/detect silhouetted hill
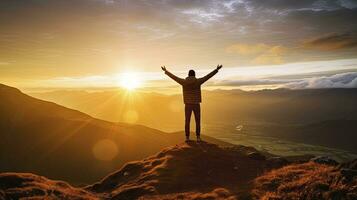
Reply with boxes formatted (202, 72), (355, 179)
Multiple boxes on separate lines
(1, 142), (355, 199)
(86, 142), (277, 199)
(0, 142), (283, 199)
(0, 84), (229, 184)
(0, 173), (98, 200)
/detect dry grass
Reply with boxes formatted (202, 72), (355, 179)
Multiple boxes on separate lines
(0, 173), (98, 200)
(87, 141), (272, 199)
(138, 188), (237, 200)
(252, 162), (357, 200)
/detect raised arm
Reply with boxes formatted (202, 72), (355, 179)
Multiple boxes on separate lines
(198, 64), (222, 84)
(161, 66), (184, 85)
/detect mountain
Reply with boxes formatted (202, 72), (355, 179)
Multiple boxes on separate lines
(0, 84), (229, 184)
(85, 142), (277, 199)
(30, 88), (357, 131)
(0, 142), (283, 200)
(1, 142), (356, 200)
(30, 88), (357, 153)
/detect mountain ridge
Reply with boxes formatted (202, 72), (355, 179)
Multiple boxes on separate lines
(0, 83), (229, 184)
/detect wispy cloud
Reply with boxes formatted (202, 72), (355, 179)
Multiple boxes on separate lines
(285, 72), (357, 89)
(303, 32), (357, 51)
(1, 0), (357, 83)
(0, 62), (10, 65)
(226, 43), (288, 64)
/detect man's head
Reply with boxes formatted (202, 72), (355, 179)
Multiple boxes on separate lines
(188, 69), (195, 77)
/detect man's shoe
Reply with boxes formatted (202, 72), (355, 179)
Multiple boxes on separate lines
(197, 136), (202, 142)
(185, 136), (190, 142)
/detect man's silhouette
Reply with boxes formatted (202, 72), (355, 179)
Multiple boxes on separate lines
(161, 65), (222, 142)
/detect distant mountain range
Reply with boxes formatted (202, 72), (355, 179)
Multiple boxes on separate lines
(31, 88), (357, 129)
(0, 84), (228, 184)
(30, 88), (357, 152)
(1, 83), (357, 199)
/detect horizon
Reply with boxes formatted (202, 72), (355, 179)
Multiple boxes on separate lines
(4, 58), (357, 92)
(1, 1), (357, 198)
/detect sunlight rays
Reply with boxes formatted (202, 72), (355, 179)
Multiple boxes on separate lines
(117, 72), (142, 91)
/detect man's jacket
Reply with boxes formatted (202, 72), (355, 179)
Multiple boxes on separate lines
(165, 69), (218, 104)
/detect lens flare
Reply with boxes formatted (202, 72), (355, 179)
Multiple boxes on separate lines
(92, 139), (119, 161)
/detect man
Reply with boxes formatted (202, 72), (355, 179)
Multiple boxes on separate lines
(161, 65), (222, 142)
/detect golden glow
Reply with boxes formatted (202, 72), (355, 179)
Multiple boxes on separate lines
(92, 139), (119, 161)
(169, 100), (181, 112)
(117, 72), (142, 90)
(123, 110), (139, 124)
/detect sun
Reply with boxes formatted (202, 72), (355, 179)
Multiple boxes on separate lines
(118, 72), (142, 90)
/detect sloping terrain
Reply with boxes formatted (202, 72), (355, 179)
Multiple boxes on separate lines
(86, 142), (284, 199)
(30, 88), (357, 128)
(0, 173), (98, 200)
(0, 83), (228, 184)
(30, 88), (357, 153)
(253, 160), (357, 200)
(1, 142), (356, 200)
(0, 142), (284, 200)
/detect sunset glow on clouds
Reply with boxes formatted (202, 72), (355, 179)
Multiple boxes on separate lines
(0, 0), (356, 90)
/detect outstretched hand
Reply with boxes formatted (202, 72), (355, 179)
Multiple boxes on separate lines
(161, 66), (167, 72)
(216, 64), (223, 70)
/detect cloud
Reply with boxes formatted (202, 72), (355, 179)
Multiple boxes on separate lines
(226, 43), (288, 64)
(226, 43), (270, 55)
(303, 32), (357, 50)
(1, 0), (357, 76)
(214, 72), (357, 89)
(247, 0), (357, 11)
(252, 46), (287, 65)
(0, 62), (10, 65)
(214, 79), (291, 86)
(285, 72), (357, 89)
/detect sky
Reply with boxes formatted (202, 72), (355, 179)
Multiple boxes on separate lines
(1, 0), (357, 91)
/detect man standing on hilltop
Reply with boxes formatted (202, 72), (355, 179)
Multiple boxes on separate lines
(161, 65), (222, 142)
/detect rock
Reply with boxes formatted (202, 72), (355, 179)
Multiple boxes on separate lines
(310, 156), (339, 166)
(341, 168), (357, 180)
(247, 152), (266, 161)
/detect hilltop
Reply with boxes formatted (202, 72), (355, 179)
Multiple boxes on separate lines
(0, 142), (280, 199)
(1, 142), (356, 199)
(86, 141), (281, 199)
